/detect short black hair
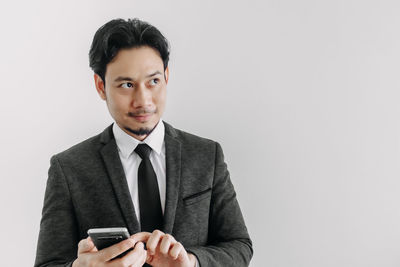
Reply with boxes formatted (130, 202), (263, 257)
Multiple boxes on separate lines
(89, 18), (170, 82)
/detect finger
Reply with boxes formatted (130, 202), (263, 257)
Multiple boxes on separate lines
(169, 242), (184, 260)
(159, 234), (176, 255)
(130, 231), (151, 243)
(146, 230), (164, 255)
(132, 242), (147, 267)
(134, 242), (147, 258)
(113, 242), (147, 267)
(98, 238), (135, 261)
(77, 237), (96, 254)
(146, 252), (153, 264)
(87, 237), (98, 252)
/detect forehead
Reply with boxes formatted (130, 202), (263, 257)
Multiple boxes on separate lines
(105, 46), (164, 79)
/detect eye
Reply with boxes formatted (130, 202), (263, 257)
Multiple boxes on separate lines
(121, 82), (133, 89)
(149, 78), (159, 86)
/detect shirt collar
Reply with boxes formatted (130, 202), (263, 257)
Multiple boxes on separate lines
(112, 119), (165, 158)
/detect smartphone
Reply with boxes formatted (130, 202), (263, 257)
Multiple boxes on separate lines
(87, 227), (131, 257)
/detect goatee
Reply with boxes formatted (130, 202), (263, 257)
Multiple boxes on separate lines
(124, 126), (154, 136)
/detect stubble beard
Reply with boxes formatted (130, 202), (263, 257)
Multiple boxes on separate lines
(124, 108), (158, 136)
(124, 126), (154, 136)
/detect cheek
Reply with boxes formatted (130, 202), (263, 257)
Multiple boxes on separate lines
(155, 88), (167, 110)
(107, 93), (129, 115)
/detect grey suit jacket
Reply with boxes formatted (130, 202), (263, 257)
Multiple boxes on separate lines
(35, 122), (253, 267)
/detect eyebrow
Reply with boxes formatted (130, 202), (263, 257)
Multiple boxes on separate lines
(113, 71), (163, 82)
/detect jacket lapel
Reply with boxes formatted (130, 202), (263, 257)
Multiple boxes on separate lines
(99, 125), (140, 235)
(162, 122), (182, 234)
(98, 122), (181, 235)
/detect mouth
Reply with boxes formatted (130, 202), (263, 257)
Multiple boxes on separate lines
(130, 113), (154, 123)
(127, 108), (157, 123)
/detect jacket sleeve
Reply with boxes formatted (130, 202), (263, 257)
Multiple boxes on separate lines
(34, 155), (78, 267)
(186, 142), (253, 266)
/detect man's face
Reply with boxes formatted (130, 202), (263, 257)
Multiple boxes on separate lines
(95, 46), (168, 140)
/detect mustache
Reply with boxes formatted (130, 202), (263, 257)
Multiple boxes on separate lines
(127, 108), (157, 117)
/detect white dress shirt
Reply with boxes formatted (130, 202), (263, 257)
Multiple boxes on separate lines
(113, 119), (166, 228)
(113, 120), (199, 266)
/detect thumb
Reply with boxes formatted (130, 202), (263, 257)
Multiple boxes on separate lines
(78, 237), (97, 254)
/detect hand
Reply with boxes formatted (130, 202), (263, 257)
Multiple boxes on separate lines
(72, 236), (147, 267)
(131, 230), (196, 267)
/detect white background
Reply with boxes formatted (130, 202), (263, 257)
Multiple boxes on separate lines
(1, 0), (399, 266)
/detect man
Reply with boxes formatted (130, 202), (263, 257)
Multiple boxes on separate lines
(35, 18), (253, 267)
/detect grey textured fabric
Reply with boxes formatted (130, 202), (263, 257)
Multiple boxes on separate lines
(34, 122), (253, 267)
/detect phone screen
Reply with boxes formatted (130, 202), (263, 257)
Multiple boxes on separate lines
(87, 227), (131, 257)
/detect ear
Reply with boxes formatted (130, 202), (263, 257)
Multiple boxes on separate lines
(164, 67), (169, 85)
(94, 74), (106, 100)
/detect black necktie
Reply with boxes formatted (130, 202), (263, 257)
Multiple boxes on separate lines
(135, 144), (163, 232)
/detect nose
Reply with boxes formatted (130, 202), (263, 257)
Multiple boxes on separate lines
(132, 84), (152, 109)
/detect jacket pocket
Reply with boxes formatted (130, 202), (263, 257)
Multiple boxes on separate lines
(183, 187), (212, 206)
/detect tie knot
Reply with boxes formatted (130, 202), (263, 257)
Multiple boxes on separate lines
(135, 144), (152, 159)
